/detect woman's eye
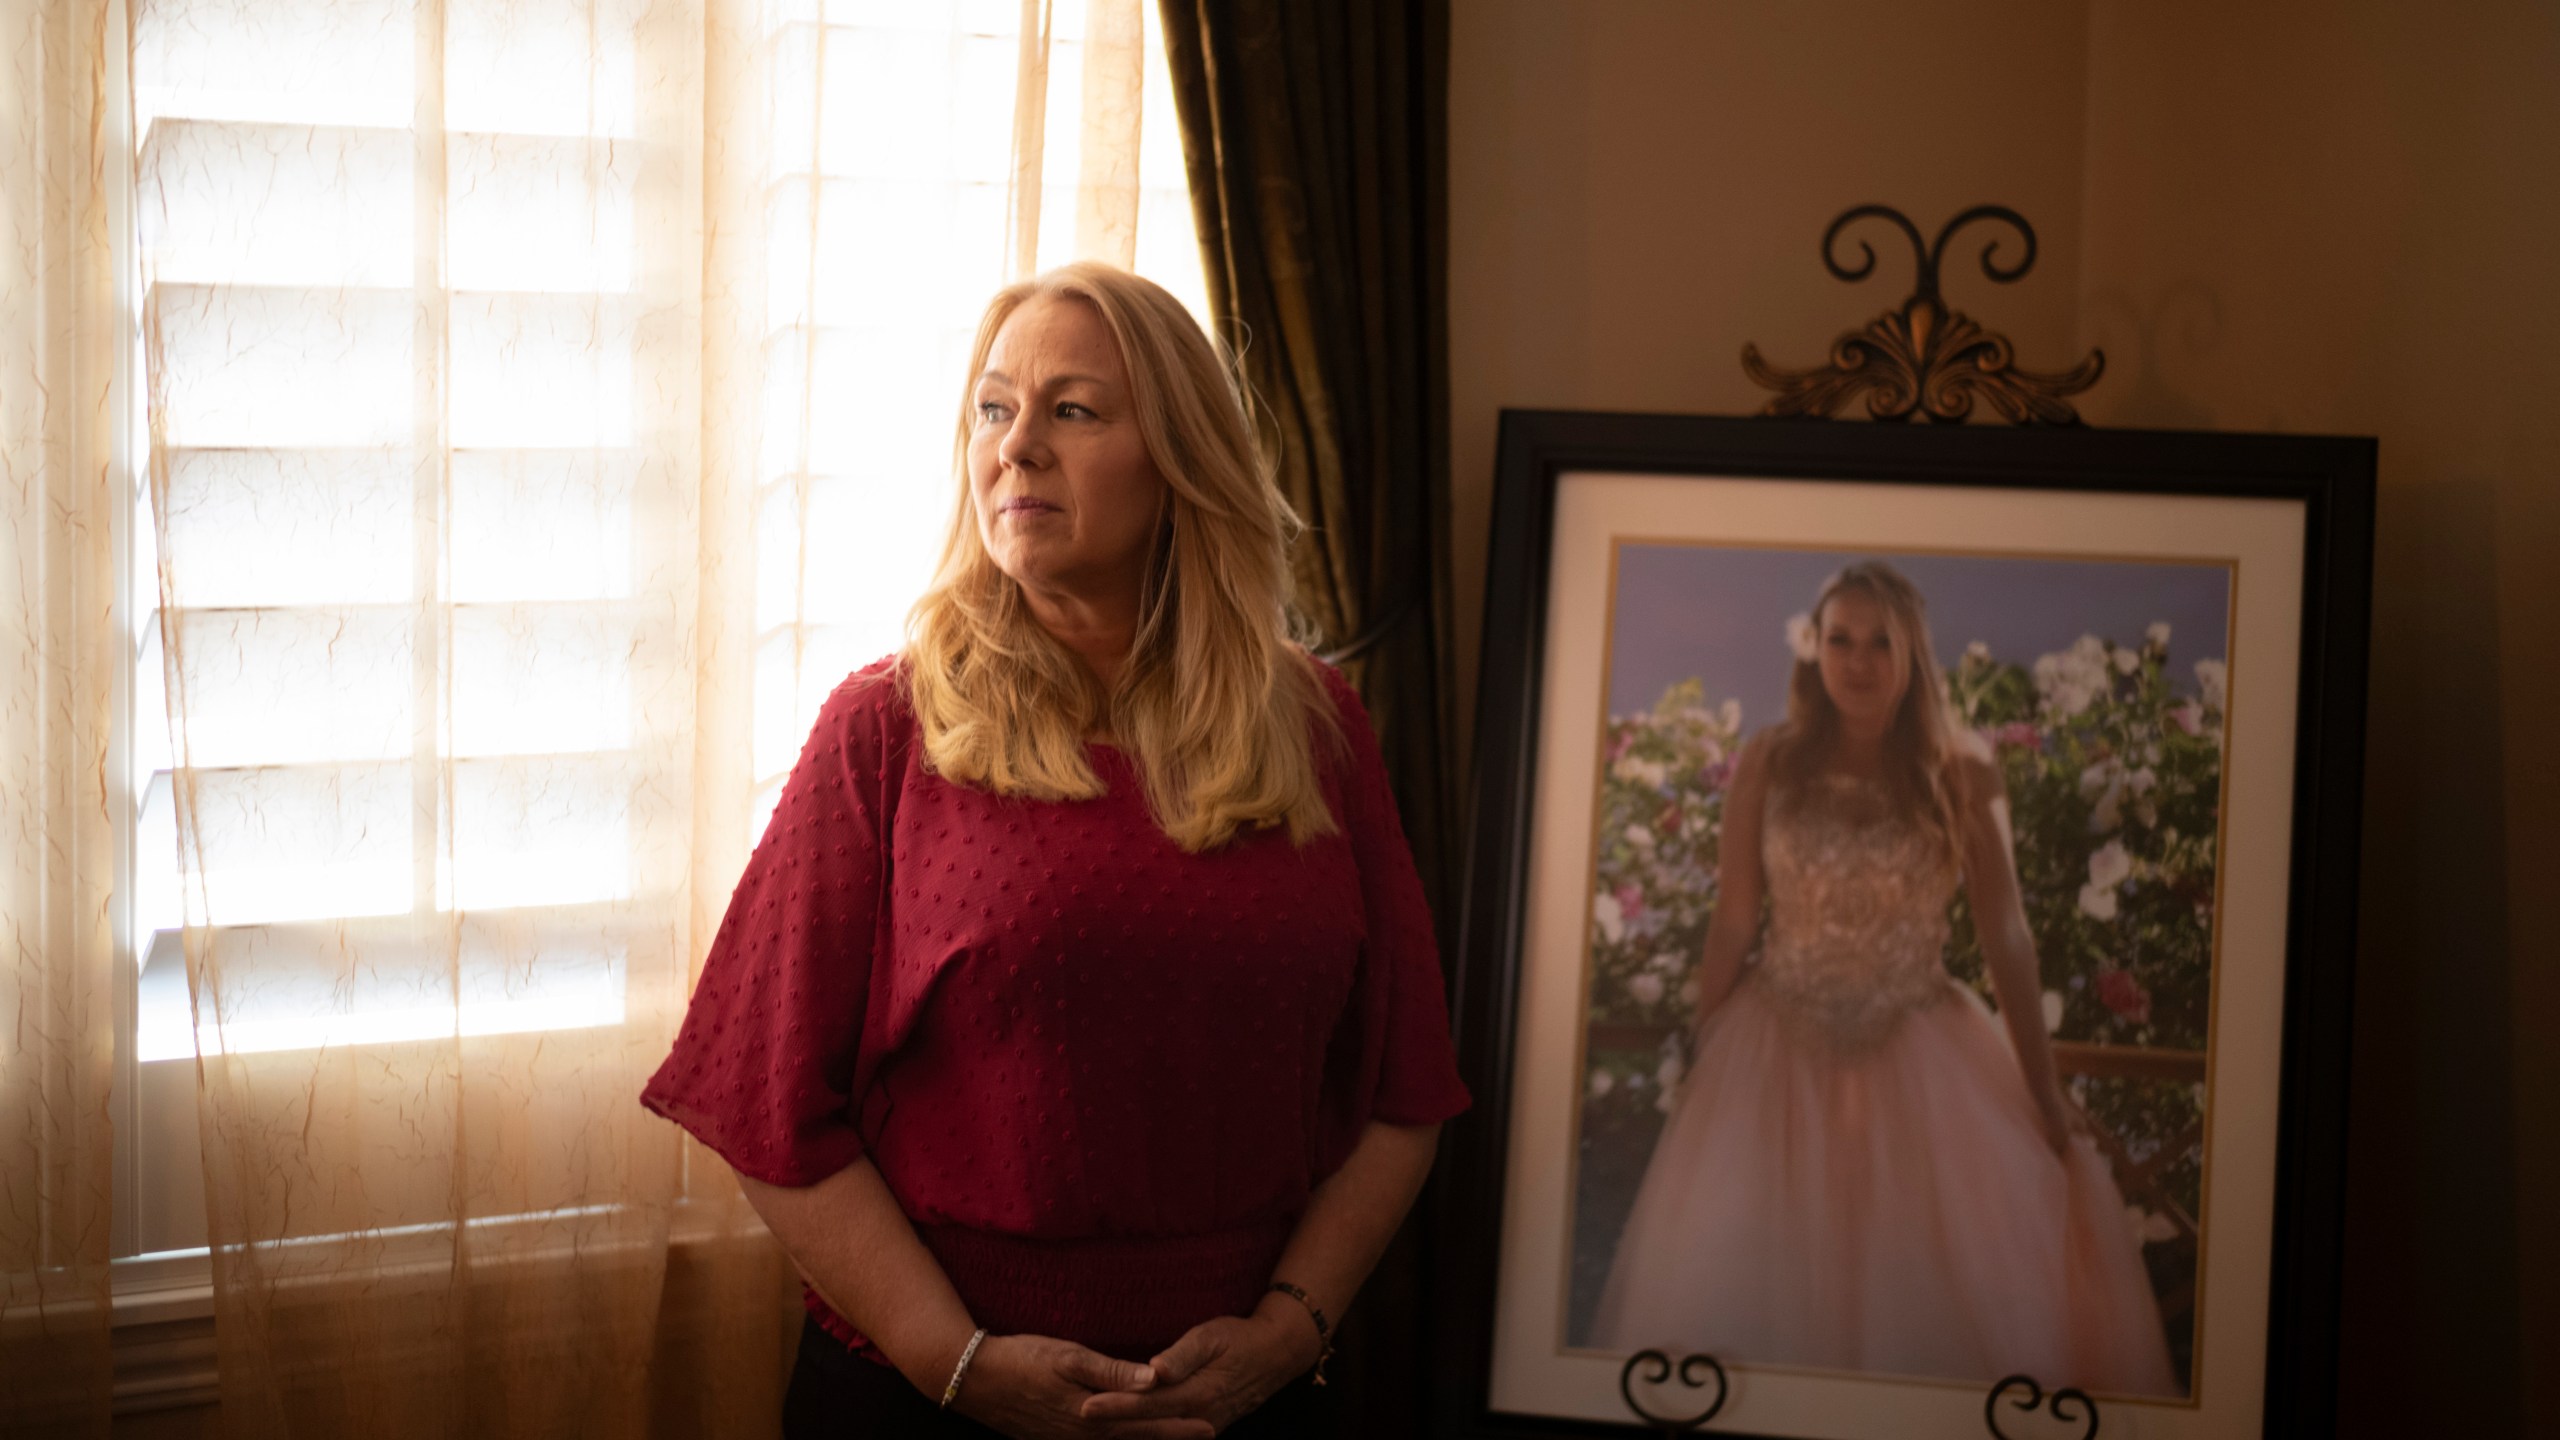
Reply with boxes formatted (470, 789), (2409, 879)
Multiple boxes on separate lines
(1054, 402), (1091, 419)
(975, 400), (1007, 422)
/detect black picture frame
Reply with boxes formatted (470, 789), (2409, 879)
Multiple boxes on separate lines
(1426, 411), (2375, 1439)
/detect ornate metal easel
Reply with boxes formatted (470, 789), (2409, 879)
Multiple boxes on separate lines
(1616, 1351), (2101, 1438)
(1617, 1350), (1728, 1433)
(1742, 204), (2103, 425)
(1614, 205), (2114, 1438)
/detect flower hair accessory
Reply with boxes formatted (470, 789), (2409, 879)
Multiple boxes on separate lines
(1785, 611), (1820, 664)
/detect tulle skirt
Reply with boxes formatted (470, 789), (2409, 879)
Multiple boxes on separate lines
(1587, 976), (2180, 1397)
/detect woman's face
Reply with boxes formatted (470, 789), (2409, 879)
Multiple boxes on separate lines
(966, 295), (1169, 604)
(1816, 588), (1909, 730)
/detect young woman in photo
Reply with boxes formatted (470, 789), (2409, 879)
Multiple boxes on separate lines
(1588, 561), (2177, 1396)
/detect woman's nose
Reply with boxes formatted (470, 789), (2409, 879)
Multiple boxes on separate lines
(998, 412), (1047, 469)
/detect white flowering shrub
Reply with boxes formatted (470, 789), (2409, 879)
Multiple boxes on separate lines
(1943, 624), (2220, 1062)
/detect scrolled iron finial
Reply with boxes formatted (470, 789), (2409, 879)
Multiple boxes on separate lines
(1617, 1349), (1731, 1434)
(1745, 203), (2102, 424)
(1822, 205), (1930, 288)
(1929, 205), (2038, 291)
(1984, 1374), (2101, 1440)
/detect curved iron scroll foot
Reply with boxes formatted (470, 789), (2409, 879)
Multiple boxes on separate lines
(1617, 1350), (1729, 1434)
(1984, 1374), (2100, 1439)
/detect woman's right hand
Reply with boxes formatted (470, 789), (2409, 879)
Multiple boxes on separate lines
(949, 1333), (1216, 1440)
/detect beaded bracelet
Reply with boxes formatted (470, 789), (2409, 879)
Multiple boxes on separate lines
(1266, 1282), (1335, 1386)
(939, 1327), (988, 1409)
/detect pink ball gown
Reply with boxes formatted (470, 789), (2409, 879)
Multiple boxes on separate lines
(1588, 772), (2181, 1397)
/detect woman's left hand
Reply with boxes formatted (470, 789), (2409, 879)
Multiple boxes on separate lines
(1075, 1301), (1320, 1434)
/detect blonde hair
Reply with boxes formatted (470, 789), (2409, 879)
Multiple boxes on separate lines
(1772, 560), (1963, 854)
(901, 261), (1339, 852)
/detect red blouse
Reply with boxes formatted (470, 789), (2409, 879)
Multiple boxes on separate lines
(639, 656), (1470, 1361)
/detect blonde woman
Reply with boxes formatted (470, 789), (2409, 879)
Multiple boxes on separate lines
(642, 263), (1468, 1438)
(1588, 562), (2177, 1395)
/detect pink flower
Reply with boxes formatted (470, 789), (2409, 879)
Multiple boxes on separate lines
(2171, 701), (2205, 736)
(1613, 882), (1645, 920)
(2095, 968), (2151, 1026)
(1989, 721), (2044, 752)
(1702, 756), (1737, 791)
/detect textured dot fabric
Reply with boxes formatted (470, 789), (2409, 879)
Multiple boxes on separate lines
(640, 655), (1470, 1360)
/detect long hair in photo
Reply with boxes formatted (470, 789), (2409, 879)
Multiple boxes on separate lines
(1771, 560), (1963, 856)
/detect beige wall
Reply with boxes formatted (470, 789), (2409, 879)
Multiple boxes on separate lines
(1451, 1), (2091, 697)
(1449, 2), (2553, 1430)
(2075, 1), (2555, 1427)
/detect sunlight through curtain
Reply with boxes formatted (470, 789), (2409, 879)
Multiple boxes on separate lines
(1, 2), (119, 1434)
(98, 0), (1203, 1432)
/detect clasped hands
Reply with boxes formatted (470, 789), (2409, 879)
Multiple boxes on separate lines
(947, 1297), (1321, 1439)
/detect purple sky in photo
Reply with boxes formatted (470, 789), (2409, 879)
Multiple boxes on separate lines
(1606, 543), (2234, 730)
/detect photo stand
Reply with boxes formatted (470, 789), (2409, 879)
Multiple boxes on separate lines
(1613, 1354), (2101, 1439)
(1437, 204), (2369, 1440)
(1612, 204), (2113, 1438)
(1741, 204), (2103, 425)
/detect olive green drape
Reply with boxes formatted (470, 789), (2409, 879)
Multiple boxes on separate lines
(1156, 4), (1454, 1434)
(1156, 0), (1455, 907)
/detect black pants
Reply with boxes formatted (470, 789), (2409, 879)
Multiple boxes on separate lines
(782, 1317), (1338, 1439)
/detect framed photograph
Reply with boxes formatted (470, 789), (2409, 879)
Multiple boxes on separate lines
(1429, 413), (2373, 1440)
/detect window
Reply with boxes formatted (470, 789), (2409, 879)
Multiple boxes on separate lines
(113, 0), (1205, 1266)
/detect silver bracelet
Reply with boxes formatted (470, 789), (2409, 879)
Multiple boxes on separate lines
(939, 1328), (988, 1409)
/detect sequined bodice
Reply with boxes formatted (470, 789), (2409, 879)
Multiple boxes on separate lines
(1755, 773), (1961, 1050)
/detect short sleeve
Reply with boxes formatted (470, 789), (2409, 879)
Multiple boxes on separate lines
(640, 666), (902, 1186)
(1320, 663), (1472, 1129)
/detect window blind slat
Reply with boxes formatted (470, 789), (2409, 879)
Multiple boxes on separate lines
(139, 121), (644, 293)
(145, 285), (646, 449)
(137, 0), (648, 138)
(169, 606), (415, 767)
(158, 448), (415, 607)
(752, 476), (943, 632)
(768, 176), (1008, 328)
(753, 322), (976, 479)
(448, 134), (644, 293)
(443, 0), (646, 139)
(165, 758), (416, 924)
(450, 292), (646, 448)
(450, 449), (645, 603)
(155, 448), (647, 609)
(134, 0), (412, 131)
(148, 750), (652, 929)
(159, 600), (654, 769)
(750, 622), (890, 782)
(136, 910), (651, 1064)
(138, 120), (414, 287)
(146, 283), (414, 448)
(765, 22), (1018, 183)
(451, 603), (656, 757)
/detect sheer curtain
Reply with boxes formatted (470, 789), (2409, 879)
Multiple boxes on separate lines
(36, 0), (1202, 1435)
(135, 0), (729, 1425)
(2, 3), (119, 1435)
(726, 0), (1201, 818)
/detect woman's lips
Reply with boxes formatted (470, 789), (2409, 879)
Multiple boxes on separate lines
(998, 497), (1060, 518)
